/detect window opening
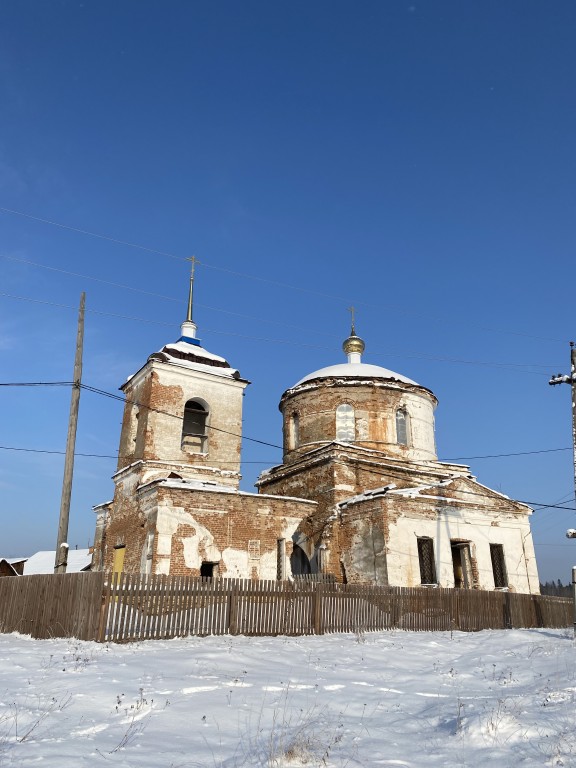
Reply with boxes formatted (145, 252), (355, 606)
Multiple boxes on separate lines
(200, 561), (217, 579)
(417, 537), (436, 584)
(182, 400), (208, 452)
(277, 539), (286, 580)
(490, 544), (508, 589)
(336, 404), (355, 442)
(248, 540), (261, 560)
(289, 413), (299, 449)
(451, 542), (472, 588)
(396, 409), (410, 446)
(129, 409), (139, 445)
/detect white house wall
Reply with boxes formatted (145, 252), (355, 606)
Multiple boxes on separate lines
(387, 508), (539, 592)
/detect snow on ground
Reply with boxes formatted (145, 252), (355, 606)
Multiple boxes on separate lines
(0, 629), (574, 767)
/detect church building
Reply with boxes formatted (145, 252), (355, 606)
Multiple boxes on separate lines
(92, 270), (315, 580)
(92, 278), (540, 594)
(258, 327), (540, 593)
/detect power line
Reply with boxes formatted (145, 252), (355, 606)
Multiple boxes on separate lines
(0, 289), (558, 374)
(332, 458), (576, 511)
(1, 256), (184, 303)
(81, 383), (576, 460)
(0, 291), (177, 327)
(0, 445), (117, 458)
(0, 206), (567, 344)
(0, 381), (73, 387)
(0, 206), (186, 261)
(80, 383), (284, 450)
(0, 264), (344, 339)
(0, 445), (272, 463)
(449, 447), (573, 461)
(2, 380), (573, 461)
(2, 439), (575, 512)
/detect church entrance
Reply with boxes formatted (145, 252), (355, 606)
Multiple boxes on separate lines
(451, 542), (472, 588)
(290, 545), (311, 576)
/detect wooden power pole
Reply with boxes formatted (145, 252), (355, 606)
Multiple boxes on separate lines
(54, 292), (85, 573)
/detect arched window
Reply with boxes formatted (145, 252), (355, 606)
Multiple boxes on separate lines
(396, 409), (410, 446)
(182, 399), (208, 452)
(289, 412), (300, 450)
(336, 403), (355, 442)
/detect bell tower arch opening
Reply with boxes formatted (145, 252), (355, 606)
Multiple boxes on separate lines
(182, 399), (209, 453)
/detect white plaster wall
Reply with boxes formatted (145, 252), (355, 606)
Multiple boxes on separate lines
(397, 391), (436, 462)
(386, 508), (539, 593)
(148, 362), (247, 487)
(154, 501), (303, 579)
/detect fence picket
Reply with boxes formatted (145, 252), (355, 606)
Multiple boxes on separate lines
(0, 573), (571, 643)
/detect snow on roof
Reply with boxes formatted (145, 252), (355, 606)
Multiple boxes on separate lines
(139, 476), (316, 505)
(149, 339), (242, 380)
(338, 484), (397, 508)
(23, 549), (92, 575)
(163, 341), (229, 364)
(293, 362), (419, 388)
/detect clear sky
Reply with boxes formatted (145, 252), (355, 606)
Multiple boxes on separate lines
(1, 1), (575, 583)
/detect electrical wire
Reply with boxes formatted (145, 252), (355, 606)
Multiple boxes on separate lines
(80, 383), (284, 450)
(0, 445), (117, 458)
(327, 457), (576, 511)
(0, 445), (272, 463)
(0, 206), (186, 261)
(1, 256), (183, 302)
(1, 437), (574, 512)
(449, 447), (573, 461)
(0, 289), (558, 374)
(1, 380), (572, 462)
(0, 206), (568, 344)
(0, 381), (73, 387)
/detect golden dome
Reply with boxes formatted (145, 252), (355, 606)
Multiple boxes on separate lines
(343, 334), (365, 356)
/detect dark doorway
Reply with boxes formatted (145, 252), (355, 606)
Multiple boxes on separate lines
(200, 561), (217, 578)
(290, 544), (311, 576)
(451, 542), (472, 588)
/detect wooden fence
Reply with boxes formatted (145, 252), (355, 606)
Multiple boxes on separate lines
(0, 572), (572, 643)
(0, 572), (103, 640)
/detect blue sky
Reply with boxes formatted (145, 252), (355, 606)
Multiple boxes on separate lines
(1, 1), (575, 582)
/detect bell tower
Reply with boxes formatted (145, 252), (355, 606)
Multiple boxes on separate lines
(115, 260), (250, 490)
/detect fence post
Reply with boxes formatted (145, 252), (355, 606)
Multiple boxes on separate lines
(503, 590), (512, 629)
(229, 586), (239, 636)
(572, 566), (576, 640)
(313, 583), (324, 635)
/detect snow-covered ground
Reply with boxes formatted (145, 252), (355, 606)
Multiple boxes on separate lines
(0, 629), (574, 767)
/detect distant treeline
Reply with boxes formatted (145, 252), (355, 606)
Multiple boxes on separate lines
(540, 580), (573, 598)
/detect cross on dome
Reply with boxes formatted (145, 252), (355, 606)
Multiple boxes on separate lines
(342, 309), (365, 364)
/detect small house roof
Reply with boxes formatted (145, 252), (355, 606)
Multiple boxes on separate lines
(23, 549), (92, 575)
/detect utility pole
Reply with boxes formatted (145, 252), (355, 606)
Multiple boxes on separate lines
(54, 292), (85, 573)
(549, 342), (576, 503)
(549, 342), (576, 637)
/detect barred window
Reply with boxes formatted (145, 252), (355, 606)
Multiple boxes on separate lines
(417, 537), (436, 584)
(490, 544), (508, 589)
